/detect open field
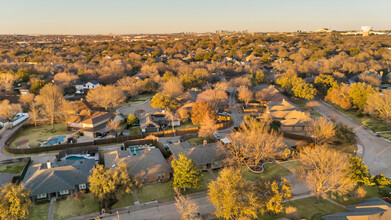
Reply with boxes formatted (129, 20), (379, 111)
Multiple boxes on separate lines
(10, 124), (73, 148)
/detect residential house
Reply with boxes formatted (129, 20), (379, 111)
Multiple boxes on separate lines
(266, 99), (311, 132)
(104, 148), (170, 184)
(66, 101), (115, 137)
(140, 111), (180, 133)
(74, 80), (99, 94)
(167, 142), (230, 170)
(22, 159), (95, 202)
(324, 197), (391, 220)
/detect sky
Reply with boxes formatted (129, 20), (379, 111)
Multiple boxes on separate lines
(0, 0), (390, 34)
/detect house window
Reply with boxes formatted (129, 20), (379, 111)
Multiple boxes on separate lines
(161, 173), (165, 179)
(79, 183), (86, 190)
(214, 162), (219, 167)
(59, 190), (69, 195)
(37, 193), (47, 199)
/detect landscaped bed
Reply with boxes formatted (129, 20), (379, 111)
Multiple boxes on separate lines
(10, 124), (73, 148)
(54, 194), (99, 220)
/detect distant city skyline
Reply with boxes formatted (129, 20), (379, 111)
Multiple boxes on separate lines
(0, 0), (390, 34)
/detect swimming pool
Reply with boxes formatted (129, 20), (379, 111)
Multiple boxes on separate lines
(65, 156), (85, 160)
(45, 136), (66, 146)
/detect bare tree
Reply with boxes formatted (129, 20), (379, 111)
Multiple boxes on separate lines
(0, 73), (18, 92)
(197, 89), (228, 110)
(105, 119), (120, 132)
(20, 94), (39, 127)
(116, 76), (143, 97)
(0, 100), (21, 126)
(36, 83), (64, 130)
(174, 188), (200, 220)
(53, 72), (78, 88)
(86, 85), (126, 110)
(198, 115), (217, 138)
(305, 117), (335, 145)
(227, 118), (285, 169)
(297, 146), (355, 199)
(366, 90), (391, 124)
(162, 77), (184, 98)
(238, 86), (253, 107)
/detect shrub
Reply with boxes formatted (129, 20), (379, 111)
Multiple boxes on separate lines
(286, 206), (300, 220)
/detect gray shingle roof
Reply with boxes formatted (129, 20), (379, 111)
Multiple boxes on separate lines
(168, 142), (230, 165)
(104, 148), (170, 179)
(22, 159), (95, 196)
(324, 197), (391, 220)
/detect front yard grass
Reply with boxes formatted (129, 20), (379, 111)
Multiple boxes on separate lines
(137, 181), (175, 203)
(328, 185), (381, 206)
(28, 202), (49, 220)
(0, 162), (26, 174)
(121, 93), (155, 106)
(280, 160), (302, 173)
(241, 163), (291, 181)
(183, 172), (213, 195)
(10, 123), (73, 148)
(379, 132), (391, 140)
(54, 193), (99, 220)
(285, 196), (346, 219)
(111, 193), (134, 209)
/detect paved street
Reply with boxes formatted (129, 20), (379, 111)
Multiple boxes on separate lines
(313, 101), (391, 178)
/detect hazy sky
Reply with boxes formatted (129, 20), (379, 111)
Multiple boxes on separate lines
(0, 0), (390, 34)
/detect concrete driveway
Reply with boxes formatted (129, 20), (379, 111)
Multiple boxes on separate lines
(313, 101), (391, 178)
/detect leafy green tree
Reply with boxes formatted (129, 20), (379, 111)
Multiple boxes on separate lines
(292, 81), (317, 100)
(208, 167), (258, 220)
(172, 154), (203, 191)
(373, 174), (391, 187)
(127, 113), (138, 126)
(89, 164), (139, 210)
(346, 157), (372, 186)
(0, 183), (31, 220)
(150, 93), (178, 110)
(348, 82), (378, 110)
(253, 177), (292, 215)
(314, 74), (339, 97)
(29, 79), (46, 94)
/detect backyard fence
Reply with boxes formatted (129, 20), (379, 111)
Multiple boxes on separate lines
(4, 121), (232, 154)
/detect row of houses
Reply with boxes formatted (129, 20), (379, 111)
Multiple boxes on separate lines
(22, 138), (230, 202)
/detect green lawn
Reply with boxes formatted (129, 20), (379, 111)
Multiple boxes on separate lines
(183, 172), (213, 195)
(0, 162), (26, 174)
(111, 193), (134, 209)
(137, 181), (175, 203)
(329, 143), (356, 155)
(280, 160), (302, 173)
(121, 93), (155, 106)
(285, 197), (346, 219)
(54, 194), (99, 220)
(28, 203), (49, 220)
(187, 137), (215, 146)
(10, 124), (73, 148)
(328, 185), (381, 206)
(241, 163), (291, 181)
(117, 122), (127, 132)
(333, 105), (390, 133)
(129, 127), (142, 135)
(379, 132), (391, 140)
(174, 122), (199, 130)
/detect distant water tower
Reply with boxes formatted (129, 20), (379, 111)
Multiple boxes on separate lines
(361, 26), (373, 36)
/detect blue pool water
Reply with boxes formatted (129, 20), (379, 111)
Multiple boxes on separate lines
(45, 136), (66, 146)
(65, 156), (85, 160)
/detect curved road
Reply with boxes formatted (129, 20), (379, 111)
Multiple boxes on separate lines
(313, 101), (391, 178)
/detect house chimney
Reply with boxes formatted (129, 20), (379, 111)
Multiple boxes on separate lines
(47, 162), (51, 169)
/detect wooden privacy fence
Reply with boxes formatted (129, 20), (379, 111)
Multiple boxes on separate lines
(4, 121), (232, 154)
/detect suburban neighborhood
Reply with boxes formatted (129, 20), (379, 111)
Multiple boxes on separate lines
(1, 2), (391, 219)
